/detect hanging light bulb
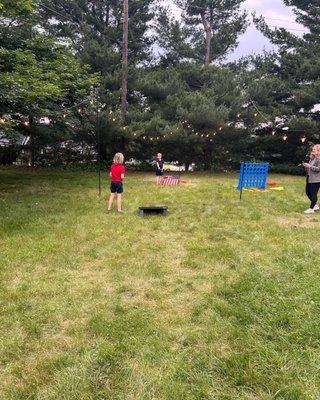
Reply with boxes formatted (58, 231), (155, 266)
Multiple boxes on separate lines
(219, 127), (223, 131)
(272, 130), (276, 136)
(237, 113), (241, 118)
(213, 133), (216, 136)
(283, 135), (288, 141)
(254, 112), (258, 117)
(301, 137), (306, 143)
(163, 135), (166, 138)
(210, 139), (213, 142)
(62, 113), (67, 118)
(24, 121), (29, 126)
(112, 118), (116, 122)
(206, 134), (209, 137)
(78, 108), (82, 113)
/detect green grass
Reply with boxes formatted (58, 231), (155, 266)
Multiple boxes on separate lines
(1, 168), (320, 400)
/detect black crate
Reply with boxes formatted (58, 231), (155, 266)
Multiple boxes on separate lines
(138, 206), (168, 217)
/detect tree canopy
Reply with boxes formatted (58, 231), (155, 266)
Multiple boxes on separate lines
(0, 0), (319, 170)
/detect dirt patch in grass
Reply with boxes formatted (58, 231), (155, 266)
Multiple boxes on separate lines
(276, 215), (320, 228)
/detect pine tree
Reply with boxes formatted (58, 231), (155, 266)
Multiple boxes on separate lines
(155, 0), (248, 66)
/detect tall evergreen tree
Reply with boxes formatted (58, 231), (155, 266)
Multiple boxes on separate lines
(155, 0), (248, 66)
(38, 0), (155, 108)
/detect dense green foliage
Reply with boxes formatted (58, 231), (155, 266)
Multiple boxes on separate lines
(0, 0), (319, 169)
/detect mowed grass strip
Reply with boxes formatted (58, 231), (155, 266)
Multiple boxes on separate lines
(0, 168), (319, 399)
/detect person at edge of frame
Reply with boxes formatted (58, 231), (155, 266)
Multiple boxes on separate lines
(302, 144), (320, 214)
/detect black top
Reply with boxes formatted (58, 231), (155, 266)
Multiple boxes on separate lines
(156, 158), (164, 169)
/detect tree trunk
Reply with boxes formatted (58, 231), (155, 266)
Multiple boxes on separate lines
(29, 114), (35, 167)
(121, 0), (129, 116)
(203, 145), (211, 170)
(121, 135), (126, 153)
(201, 13), (212, 66)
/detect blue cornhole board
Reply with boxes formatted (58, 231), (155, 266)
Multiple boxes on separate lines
(237, 162), (269, 199)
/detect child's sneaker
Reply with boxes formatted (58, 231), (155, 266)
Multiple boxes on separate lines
(304, 208), (315, 214)
(313, 204), (319, 211)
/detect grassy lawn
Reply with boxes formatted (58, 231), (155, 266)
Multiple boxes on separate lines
(1, 168), (320, 400)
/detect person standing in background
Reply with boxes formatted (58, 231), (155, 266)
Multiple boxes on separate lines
(302, 144), (320, 214)
(155, 153), (164, 185)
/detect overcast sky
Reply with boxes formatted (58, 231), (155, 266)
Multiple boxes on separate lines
(163, 0), (307, 61)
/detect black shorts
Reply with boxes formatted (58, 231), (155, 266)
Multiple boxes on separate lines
(156, 169), (164, 176)
(110, 182), (123, 194)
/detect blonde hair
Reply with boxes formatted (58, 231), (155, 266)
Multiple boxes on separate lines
(113, 152), (124, 164)
(311, 145), (320, 158)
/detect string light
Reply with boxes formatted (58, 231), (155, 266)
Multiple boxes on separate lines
(219, 127), (223, 131)
(206, 134), (209, 137)
(272, 130), (276, 135)
(237, 113), (241, 118)
(112, 118), (116, 122)
(301, 137), (306, 143)
(23, 121), (29, 126)
(254, 113), (258, 117)
(283, 135), (288, 141)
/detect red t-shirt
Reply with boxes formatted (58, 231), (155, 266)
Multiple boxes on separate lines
(110, 163), (125, 182)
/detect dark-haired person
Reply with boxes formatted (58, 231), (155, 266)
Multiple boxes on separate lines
(302, 144), (320, 214)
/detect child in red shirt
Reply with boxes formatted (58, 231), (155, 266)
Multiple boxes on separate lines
(107, 152), (125, 212)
